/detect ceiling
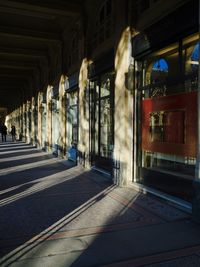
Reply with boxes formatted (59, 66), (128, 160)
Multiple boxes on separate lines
(0, 0), (83, 112)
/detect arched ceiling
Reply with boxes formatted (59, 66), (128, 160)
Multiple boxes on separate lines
(0, 0), (83, 112)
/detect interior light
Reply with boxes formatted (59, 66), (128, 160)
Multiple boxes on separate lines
(188, 60), (199, 65)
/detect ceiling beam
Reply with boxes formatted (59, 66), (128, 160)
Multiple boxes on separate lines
(0, 62), (38, 71)
(0, 1), (81, 18)
(0, 68), (36, 76)
(0, 73), (33, 79)
(0, 82), (26, 87)
(0, 47), (47, 58)
(0, 26), (61, 43)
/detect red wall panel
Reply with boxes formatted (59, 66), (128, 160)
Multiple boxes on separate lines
(142, 91), (197, 157)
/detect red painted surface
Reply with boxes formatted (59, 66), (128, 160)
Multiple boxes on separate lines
(163, 110), (185, 143)
(142, 91), (197, 157)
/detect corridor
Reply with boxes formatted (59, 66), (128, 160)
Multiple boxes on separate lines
(1, 140), (200, 267)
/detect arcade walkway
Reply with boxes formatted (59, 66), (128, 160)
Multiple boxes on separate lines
(1, 138), (200, 267)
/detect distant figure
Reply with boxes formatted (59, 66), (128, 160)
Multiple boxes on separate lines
(1, 123), (7, 142)
(11, 125), (16, 142)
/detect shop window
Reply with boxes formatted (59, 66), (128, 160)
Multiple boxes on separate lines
(151, 58), (168, 83)
(67, 90), (78, 162)
(190, 42), (199, 70)
(90, 71), (114, 172)
(184, 36), (199, 91)
(149, 110), (185, 144)
(139, 33), (199, 201)
(92, 0), (113, 48)
(101, 77), (110, 97)
(145, 58), (168, 97)
(143, 33), (199, 98)
(152, 59), (168, 72)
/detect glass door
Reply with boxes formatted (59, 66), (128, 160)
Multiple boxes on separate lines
(52, 98), (60, 155)
(90, 71), (114, 173)
(67, 90), (78, 162)
(41, 104), (47, 149)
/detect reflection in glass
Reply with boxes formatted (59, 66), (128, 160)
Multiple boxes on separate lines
(142, 150), (195, 176)
(90, 71), (114, 165)
(101, 75), (110, 97)
(150, 110), (185, 143)
(191, 42), (199, 66)
(100, 97), (112, 157)
(139, 34), (199, 201)
(67, 91), (78, 146)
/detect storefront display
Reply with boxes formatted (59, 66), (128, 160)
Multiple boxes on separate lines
(138, 33), (199, 201)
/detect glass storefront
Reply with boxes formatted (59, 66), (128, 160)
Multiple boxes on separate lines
(41, 104), (47, 149)
(67, 90), (78, 162)
(90, 71), (114, 172)
(138, 33), (199, 201)
(52, 98), (60, 155)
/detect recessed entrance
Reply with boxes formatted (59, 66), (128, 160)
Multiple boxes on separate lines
(90, 71), (114, 173)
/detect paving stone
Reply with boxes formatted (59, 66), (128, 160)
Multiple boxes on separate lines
(0, 142), (200, 267)
(146, 255), (200, 267)
(60, 193), (143, 231)
(113, 187), (189, 221)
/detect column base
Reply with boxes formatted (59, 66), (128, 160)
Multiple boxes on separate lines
(192, 179), (200, 223)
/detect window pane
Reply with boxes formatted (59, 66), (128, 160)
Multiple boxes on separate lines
(100, 97), (112, 158)
(101, 74), (110, 97)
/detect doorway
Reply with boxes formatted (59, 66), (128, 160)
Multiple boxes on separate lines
(90, 71), (114, 173)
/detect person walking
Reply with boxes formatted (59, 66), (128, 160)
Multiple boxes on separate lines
(1, 123), (7, 142)
(11, 125), (16, 142)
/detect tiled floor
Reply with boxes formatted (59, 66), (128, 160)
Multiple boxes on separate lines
(0, 140), (200, 267)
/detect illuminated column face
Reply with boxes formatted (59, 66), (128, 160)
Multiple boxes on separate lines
(38, 105), (42, 147)
(19, 106), (23, 137)
(113, 27), (134, 185)
(46, 86), (53, 150)
(60, 95), (66, 151)
(37, 92), (47, 149)
(78, 58), (90, 167)
(26, 101), (31, 143)
(58, 76), (67, 156)
(48, 100), (52, 149)
(16, 108), (20, 138)
(22, 103), (26, 140)
(37, 92), (44, 148)
(31, 97), (36, 145)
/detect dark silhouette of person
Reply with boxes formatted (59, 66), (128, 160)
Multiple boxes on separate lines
(1, 123), (7, 142)
(11, 125), (16, 142)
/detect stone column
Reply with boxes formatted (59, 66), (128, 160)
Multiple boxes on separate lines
(16, 108), (20, 140)
(31, 97), (36, 145)
(78, 58), (90, 168)
(22, 103), (26, 141)
(113, 27), (134, 186)
(26, 101), (31, 143)
(5, 113), (11, 133)
(10, 109), (18, 136)
(59, 76), (67, 157)
(193, 1), (200, 222)
(37, 92), (43, 148)
(46, 86), (53, 151)
(19, 106), (23, 141)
